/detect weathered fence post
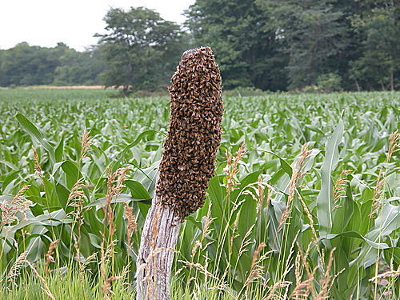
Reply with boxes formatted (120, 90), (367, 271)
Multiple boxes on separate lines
(136, 47), (223, 300)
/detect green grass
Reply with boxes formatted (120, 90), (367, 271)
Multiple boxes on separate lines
(0, 88), (399, 299)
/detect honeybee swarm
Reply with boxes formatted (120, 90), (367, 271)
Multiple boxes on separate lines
(156, 47), (223, 221)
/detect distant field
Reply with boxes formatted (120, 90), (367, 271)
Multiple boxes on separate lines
(0, 85), (106, 90)
(0, 89), (399, 299)
(26, 85), (105, 89)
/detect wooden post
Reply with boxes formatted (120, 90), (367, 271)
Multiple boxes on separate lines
(136, 47), (223, 300)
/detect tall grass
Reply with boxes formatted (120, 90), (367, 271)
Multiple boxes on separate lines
(0, 89), (399, 299)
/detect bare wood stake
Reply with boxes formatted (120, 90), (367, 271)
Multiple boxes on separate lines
(136, 204), (180, 300)
(136, 47), (223, 300)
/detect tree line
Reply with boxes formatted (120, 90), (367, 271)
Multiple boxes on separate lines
(0, 0), (398, 92)
(0, 42), (104, 87)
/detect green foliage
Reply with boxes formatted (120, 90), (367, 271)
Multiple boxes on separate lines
(349, 3), (400, 91)
(96, 7), (188, 93)
(1, 2), (399, 91)
(54, 46), (105, 86)
(185, 0), (289, 91)
(257, 0), (348, 90)
(0, 43), (102, 87)
(298, 73), (344, 94)
(316, 73), (343, 92)
(0, 89), (399, 299)
(187, 0), (400, 91)
(0, 42), (61, 86)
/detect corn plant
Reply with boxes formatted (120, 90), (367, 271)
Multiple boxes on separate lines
(0, 89), (399, 299)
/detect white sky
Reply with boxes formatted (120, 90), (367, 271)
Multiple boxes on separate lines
(0, 0), (195, 51)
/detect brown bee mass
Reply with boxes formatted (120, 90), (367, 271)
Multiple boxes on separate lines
(156, 47), (223, 221)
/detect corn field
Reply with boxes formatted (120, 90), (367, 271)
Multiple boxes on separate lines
(0, 89), (399, 299)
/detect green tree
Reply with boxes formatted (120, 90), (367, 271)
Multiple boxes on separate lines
(0, 42), (63, 86)
(0, 42), (58, 86)
(0, 50), (4, 86)
(53, 46), (105, 86)
(259, 0), (348, 90)
(350, 1), (400, 90)
(0, 42), (104, 87)
(185, 0), (289, 91)
(96, 7), (187, 93)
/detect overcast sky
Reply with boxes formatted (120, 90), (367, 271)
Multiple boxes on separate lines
(0, 0), (195, 51)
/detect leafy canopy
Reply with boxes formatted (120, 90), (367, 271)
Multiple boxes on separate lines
(96, 7), (188, 93)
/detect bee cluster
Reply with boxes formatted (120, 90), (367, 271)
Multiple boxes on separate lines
(156, 47), (223, 221)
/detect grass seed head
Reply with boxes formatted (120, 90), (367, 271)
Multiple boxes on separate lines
(156, 47), (223, 221)
(123, 202), (137, 248)
(7, 251), (28, 285)
(386, 130), (399, 163)
(80, 129), (92, 161)
(45, 239), (60, 274)
(1, 185), (32, 226)
(31, 146), (43, 179)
